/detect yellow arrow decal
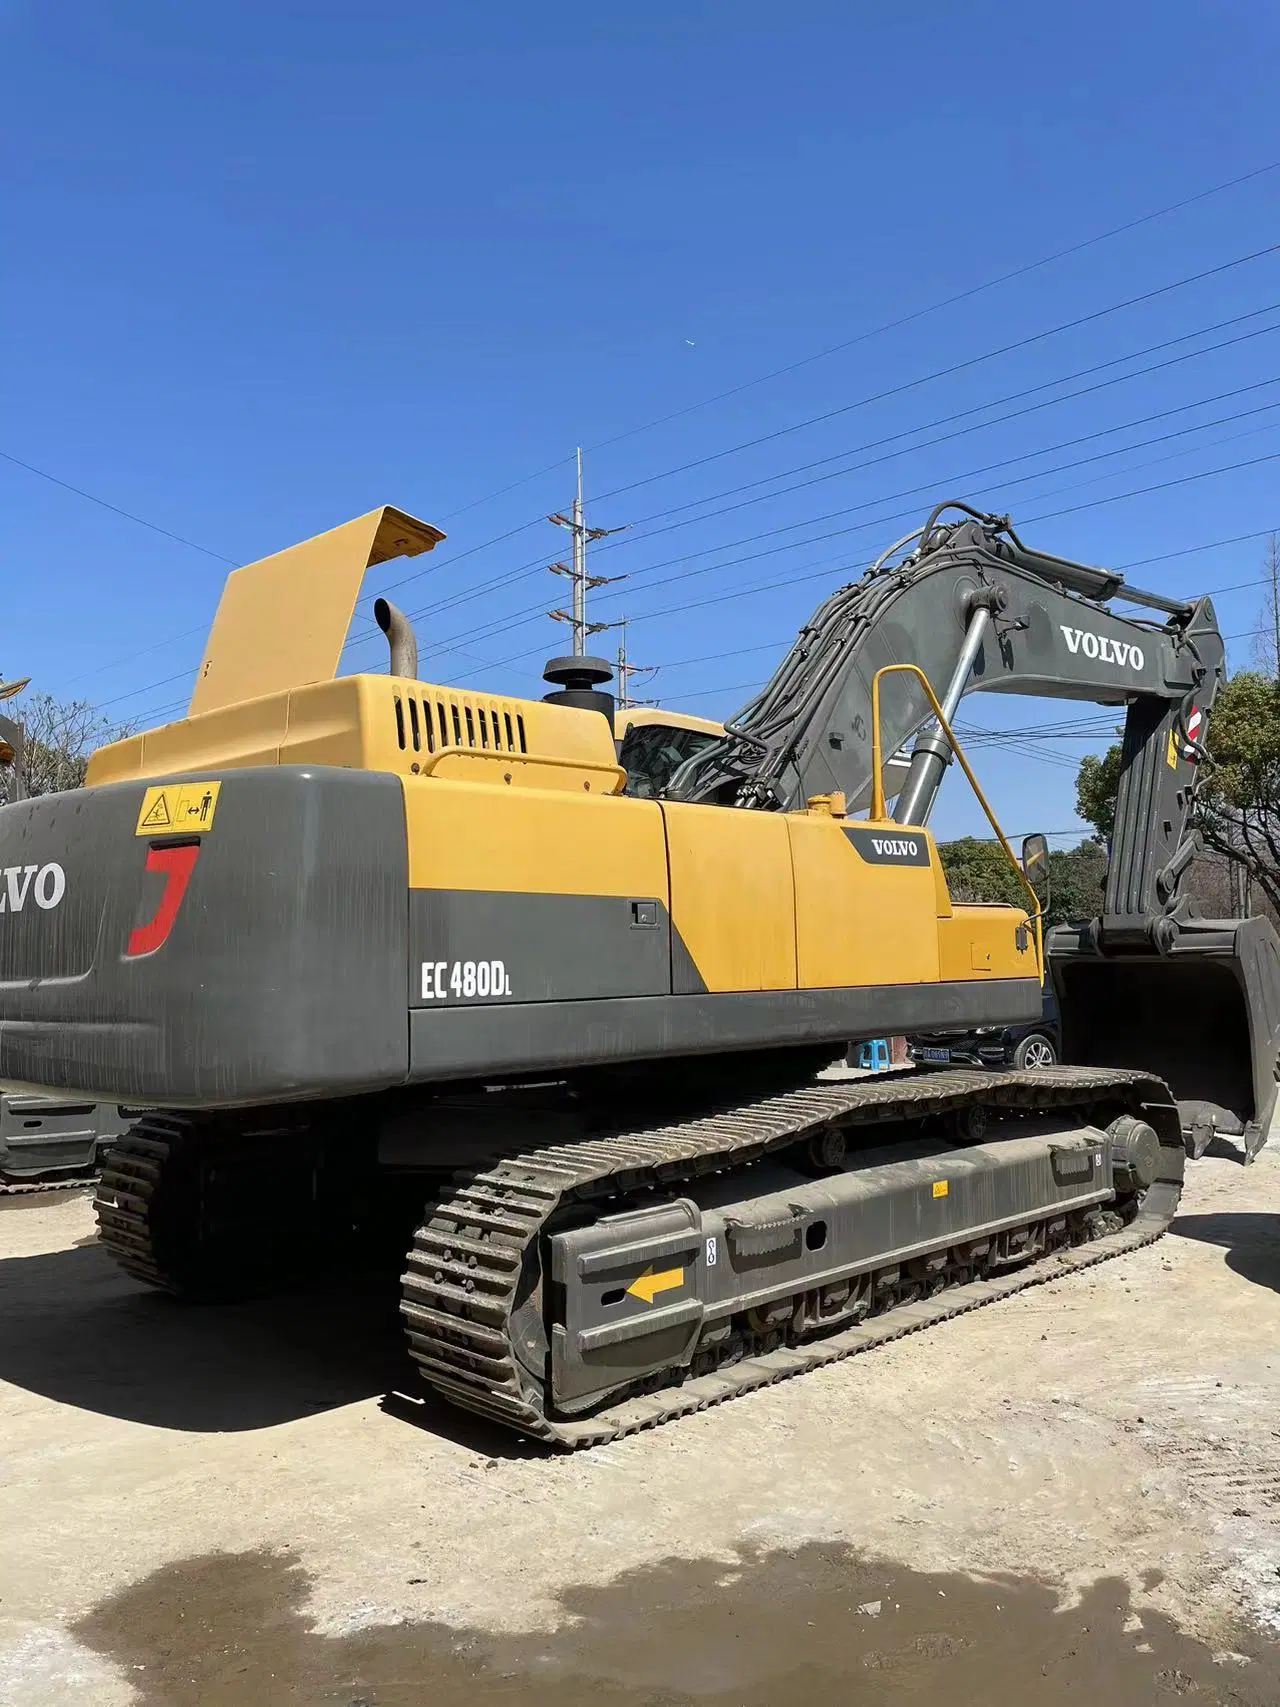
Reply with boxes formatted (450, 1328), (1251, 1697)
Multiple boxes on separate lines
(626, 1265), (685, 1304)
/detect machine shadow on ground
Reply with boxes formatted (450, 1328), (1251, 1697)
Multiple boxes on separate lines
(0, 1238), (531, 1455)
(1201, 1133), (1252, 1164)
(1172, 1211), (1280, 1293)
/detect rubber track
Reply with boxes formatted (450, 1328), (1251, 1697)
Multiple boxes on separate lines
(401, 1065), (1183, 1449)
(95, 1112), (306, 1292)
(93, 1118), (180, 1288)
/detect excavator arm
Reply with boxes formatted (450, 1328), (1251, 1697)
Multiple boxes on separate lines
(671, 502), (1280, 1158)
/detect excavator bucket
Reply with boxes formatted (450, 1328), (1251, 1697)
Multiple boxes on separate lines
(1049, 915), (1280, 1161)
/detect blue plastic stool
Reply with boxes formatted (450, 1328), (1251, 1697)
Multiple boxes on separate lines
(856, 1038), (891, 1072)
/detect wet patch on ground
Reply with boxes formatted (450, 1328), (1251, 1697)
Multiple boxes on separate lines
(72, 1541), (1280, 1705)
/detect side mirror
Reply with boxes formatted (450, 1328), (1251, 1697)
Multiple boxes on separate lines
(1021, 832), (1049, 896)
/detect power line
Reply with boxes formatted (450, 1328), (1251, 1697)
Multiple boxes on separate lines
(657, 628), (1257, 750)
(104, 304), (1280, 715)
(409, 390), (1280, 671)
(562, 445), (1280, 650)
(588, 241), (1280, 505)
(343, 273), (1280, 633)
(325, 163), (1280, 541)
(14, 165), (1279, 699)
(117, 518), (1280, 738)
(587, 308), (1280, 555)
(313, 158), (1278, 559)
(364, 307), (1280, 662)
(0, 450), (237, 563)
(84, 285), (1280, 715)
(585, 158), (1280, 458)
(434, 452), (575, 521)
(594, 379), (1280, 594)
(612, 416), (1280, 623)
(657, 683), (1104, 774)
(359, 431), (1280, 700)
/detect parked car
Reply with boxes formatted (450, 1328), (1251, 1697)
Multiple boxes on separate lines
(908, 989), (1060, 1071)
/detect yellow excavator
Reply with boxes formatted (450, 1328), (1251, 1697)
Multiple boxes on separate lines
(0, 498), (1275, 1446)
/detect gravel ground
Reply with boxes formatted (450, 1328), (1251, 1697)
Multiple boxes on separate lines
(3, 1126), (1280, 1702)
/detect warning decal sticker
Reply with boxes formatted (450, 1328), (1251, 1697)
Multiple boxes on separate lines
(1167, 707), (1204, 768)
(135, 781), (222, 837)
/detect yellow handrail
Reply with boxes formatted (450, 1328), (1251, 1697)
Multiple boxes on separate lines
(869, 662), (1044, 981)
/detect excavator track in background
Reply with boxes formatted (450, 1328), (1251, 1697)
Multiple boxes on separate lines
(1, 1173), (99, 1199)
(1, 1095), (136, 1198)
(402, 1066), (1183, 1448)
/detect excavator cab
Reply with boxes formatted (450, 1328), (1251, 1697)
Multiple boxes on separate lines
(616, 707), (725, 799)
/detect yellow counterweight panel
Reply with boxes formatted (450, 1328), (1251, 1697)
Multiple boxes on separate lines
(87, 676), (403, 785)
(788, 816), (941, 988)
(87, 676), (624, 795)
(87, 694), (289, 784)
(660, 802), (796, 992)
(404, 777), (668, 900)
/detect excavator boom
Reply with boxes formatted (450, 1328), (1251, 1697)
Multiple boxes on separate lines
(672, 502), (1280, 1159)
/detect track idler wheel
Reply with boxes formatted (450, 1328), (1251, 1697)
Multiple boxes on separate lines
(1107, 1115), (1162, 1193)
(948, 1103), (989, 1143)
(806, 1127), (847, 1170)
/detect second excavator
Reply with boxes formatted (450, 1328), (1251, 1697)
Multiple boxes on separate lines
(0, 499), (1275, 1446)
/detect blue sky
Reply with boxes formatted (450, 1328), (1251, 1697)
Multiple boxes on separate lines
(3, 1), (1279, 841)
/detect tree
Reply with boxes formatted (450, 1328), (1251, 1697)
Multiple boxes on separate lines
(1192, 671), (1280, 916)
(938, 835), (1107, 928)
(1073, 670), (1280, 918)
(1075, 745), (1123, 842)
(1044, 838), (1108, 925)
(937, 837), (1027, 909)
(0, 689), (122, 805)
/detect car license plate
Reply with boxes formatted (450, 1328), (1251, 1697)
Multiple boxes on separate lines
(921, 1047), (951, 1064)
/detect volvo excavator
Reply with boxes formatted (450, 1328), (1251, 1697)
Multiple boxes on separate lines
(0, 498), (1276, 1448)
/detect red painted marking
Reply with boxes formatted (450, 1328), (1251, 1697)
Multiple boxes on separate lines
(1186, 708), (1203, 742)
(126, 844), (200, 958)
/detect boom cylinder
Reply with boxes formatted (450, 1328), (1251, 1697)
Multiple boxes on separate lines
(893, 604), (993, 827)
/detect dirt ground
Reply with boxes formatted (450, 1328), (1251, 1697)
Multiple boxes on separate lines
(5, 1131), (1280, 1704)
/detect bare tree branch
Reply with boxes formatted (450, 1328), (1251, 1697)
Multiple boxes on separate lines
(0, 691), (126, 805)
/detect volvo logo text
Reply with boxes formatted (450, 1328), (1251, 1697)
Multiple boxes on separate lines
(0, 862), (66, 913)
(1060, 626), (1145, 670)
(871, 837), (920, 857)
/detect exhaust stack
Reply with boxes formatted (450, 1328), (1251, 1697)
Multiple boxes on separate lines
(374, 598), (419, 680)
